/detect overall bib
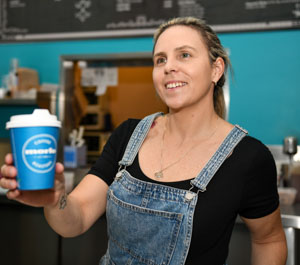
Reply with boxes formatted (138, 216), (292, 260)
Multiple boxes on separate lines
(100, 113), (247, 265)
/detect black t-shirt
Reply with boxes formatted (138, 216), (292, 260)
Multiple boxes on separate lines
(89, 119), (279, 265)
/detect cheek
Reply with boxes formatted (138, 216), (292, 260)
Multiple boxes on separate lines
(152, 69), (162, 89)
(152, 71), (164, 99)
(190, 64), (213, 83)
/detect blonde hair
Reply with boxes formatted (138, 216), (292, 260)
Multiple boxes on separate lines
(153, 17), (231, 119)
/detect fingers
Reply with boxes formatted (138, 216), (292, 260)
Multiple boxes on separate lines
(0, 163), (17, 179)
(4, 153), (13, 165)
(1, 153), (18, 197)
(56, 162), (64, 174)
(0, 177), (18, 190)
(1, 153), (16, 179)
(55, 162), (65, 183)
(0, 159), (18, 190)
(53, 162), (66, 192)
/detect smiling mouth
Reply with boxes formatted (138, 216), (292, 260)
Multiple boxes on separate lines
(165, 82), (187, 89)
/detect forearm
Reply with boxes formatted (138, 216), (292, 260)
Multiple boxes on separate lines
(44, 192), (84, 238)
(251, 239), (287, 265)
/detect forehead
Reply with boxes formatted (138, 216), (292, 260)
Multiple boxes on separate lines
(154, 25), (206, 53)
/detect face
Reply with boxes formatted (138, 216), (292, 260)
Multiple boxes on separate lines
(152, 25), (222, 112)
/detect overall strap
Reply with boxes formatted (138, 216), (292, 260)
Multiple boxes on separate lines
(191, 125), (248, 192)
(118, 112), (164, 167)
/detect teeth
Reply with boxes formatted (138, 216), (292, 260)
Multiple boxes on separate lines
(166, 82), (187, 89)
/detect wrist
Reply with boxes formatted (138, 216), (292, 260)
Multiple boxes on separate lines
(44, 189), (67, 211)
(58, 192), (67, 210)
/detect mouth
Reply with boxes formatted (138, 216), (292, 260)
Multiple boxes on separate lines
(165, 81), (187, 89)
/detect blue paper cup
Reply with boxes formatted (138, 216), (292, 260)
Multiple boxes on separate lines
(6, 109), (61, 190)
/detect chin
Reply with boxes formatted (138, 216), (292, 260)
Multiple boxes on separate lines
(166, 104), (186, 113)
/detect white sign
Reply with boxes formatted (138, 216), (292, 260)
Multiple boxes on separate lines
(81, 67), (118, 95)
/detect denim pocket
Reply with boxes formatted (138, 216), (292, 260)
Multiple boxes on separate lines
(106, 189), (183, 265)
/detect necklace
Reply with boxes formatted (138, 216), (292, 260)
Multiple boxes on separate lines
(154, 115), (219, 179)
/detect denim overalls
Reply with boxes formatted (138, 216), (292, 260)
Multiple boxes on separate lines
(100, 113), (247, 265)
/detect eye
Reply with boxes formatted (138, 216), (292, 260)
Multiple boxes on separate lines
(155, 57), (167, 65)
(181, 52), (191, 59)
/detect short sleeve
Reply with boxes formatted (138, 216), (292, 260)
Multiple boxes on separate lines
(239, 141), (279, 219)
(88, 119), (139, 186)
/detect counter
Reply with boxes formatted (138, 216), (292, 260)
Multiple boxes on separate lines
(0, 193), (298, 265)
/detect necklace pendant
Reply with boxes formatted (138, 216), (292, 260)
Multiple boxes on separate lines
(154, 171), (163, 179)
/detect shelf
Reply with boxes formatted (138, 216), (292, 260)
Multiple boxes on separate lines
(0, 98), (37, 106)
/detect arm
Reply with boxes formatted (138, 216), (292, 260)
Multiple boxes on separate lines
(44, 173), (108, 238)
(241, 207), (287, 265)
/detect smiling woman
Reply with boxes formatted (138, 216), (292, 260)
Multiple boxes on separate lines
(0, 17), (287, 265)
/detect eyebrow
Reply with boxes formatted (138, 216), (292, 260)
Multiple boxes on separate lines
(153, 51), (165, 59)
(153, 45), (197, 58)
(175, 45), (197, 52)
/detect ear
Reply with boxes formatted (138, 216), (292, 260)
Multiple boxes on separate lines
(212, 57), (225, 84)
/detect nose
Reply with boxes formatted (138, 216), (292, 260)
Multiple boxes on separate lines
(164, 58), (178, 74)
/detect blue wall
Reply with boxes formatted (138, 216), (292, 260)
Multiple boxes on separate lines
(221, 29), (300, 144)
(0, 29), (299, 144)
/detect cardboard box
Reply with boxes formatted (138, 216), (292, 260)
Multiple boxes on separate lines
(17, 68), (39, 91)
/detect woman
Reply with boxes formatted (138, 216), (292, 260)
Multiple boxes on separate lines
(0, 17), (287, 264)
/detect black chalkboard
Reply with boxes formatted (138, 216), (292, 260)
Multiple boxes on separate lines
(0, 0), (299, 42)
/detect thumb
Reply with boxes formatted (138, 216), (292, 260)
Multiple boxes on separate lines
(55, 162), (64, 174)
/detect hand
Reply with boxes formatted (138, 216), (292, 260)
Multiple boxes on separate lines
(0, 153), (66, 208)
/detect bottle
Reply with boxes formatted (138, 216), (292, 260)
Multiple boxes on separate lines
(8, 58), (19, 96)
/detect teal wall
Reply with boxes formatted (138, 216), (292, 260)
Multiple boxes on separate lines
(0, 105), (38, 138)
(0, 29), (299, 144)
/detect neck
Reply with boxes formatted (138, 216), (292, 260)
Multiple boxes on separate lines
(166, 107), (220, 143)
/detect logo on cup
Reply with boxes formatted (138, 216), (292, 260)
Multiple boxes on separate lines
(22, 134), (57, 174)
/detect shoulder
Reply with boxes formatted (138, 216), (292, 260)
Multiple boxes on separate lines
(229, 135), (276, 178)
(239, 136), (277, 185)
(236, 135), (274, 162)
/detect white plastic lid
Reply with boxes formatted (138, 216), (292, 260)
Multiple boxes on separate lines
(6, 109), (61, 129)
